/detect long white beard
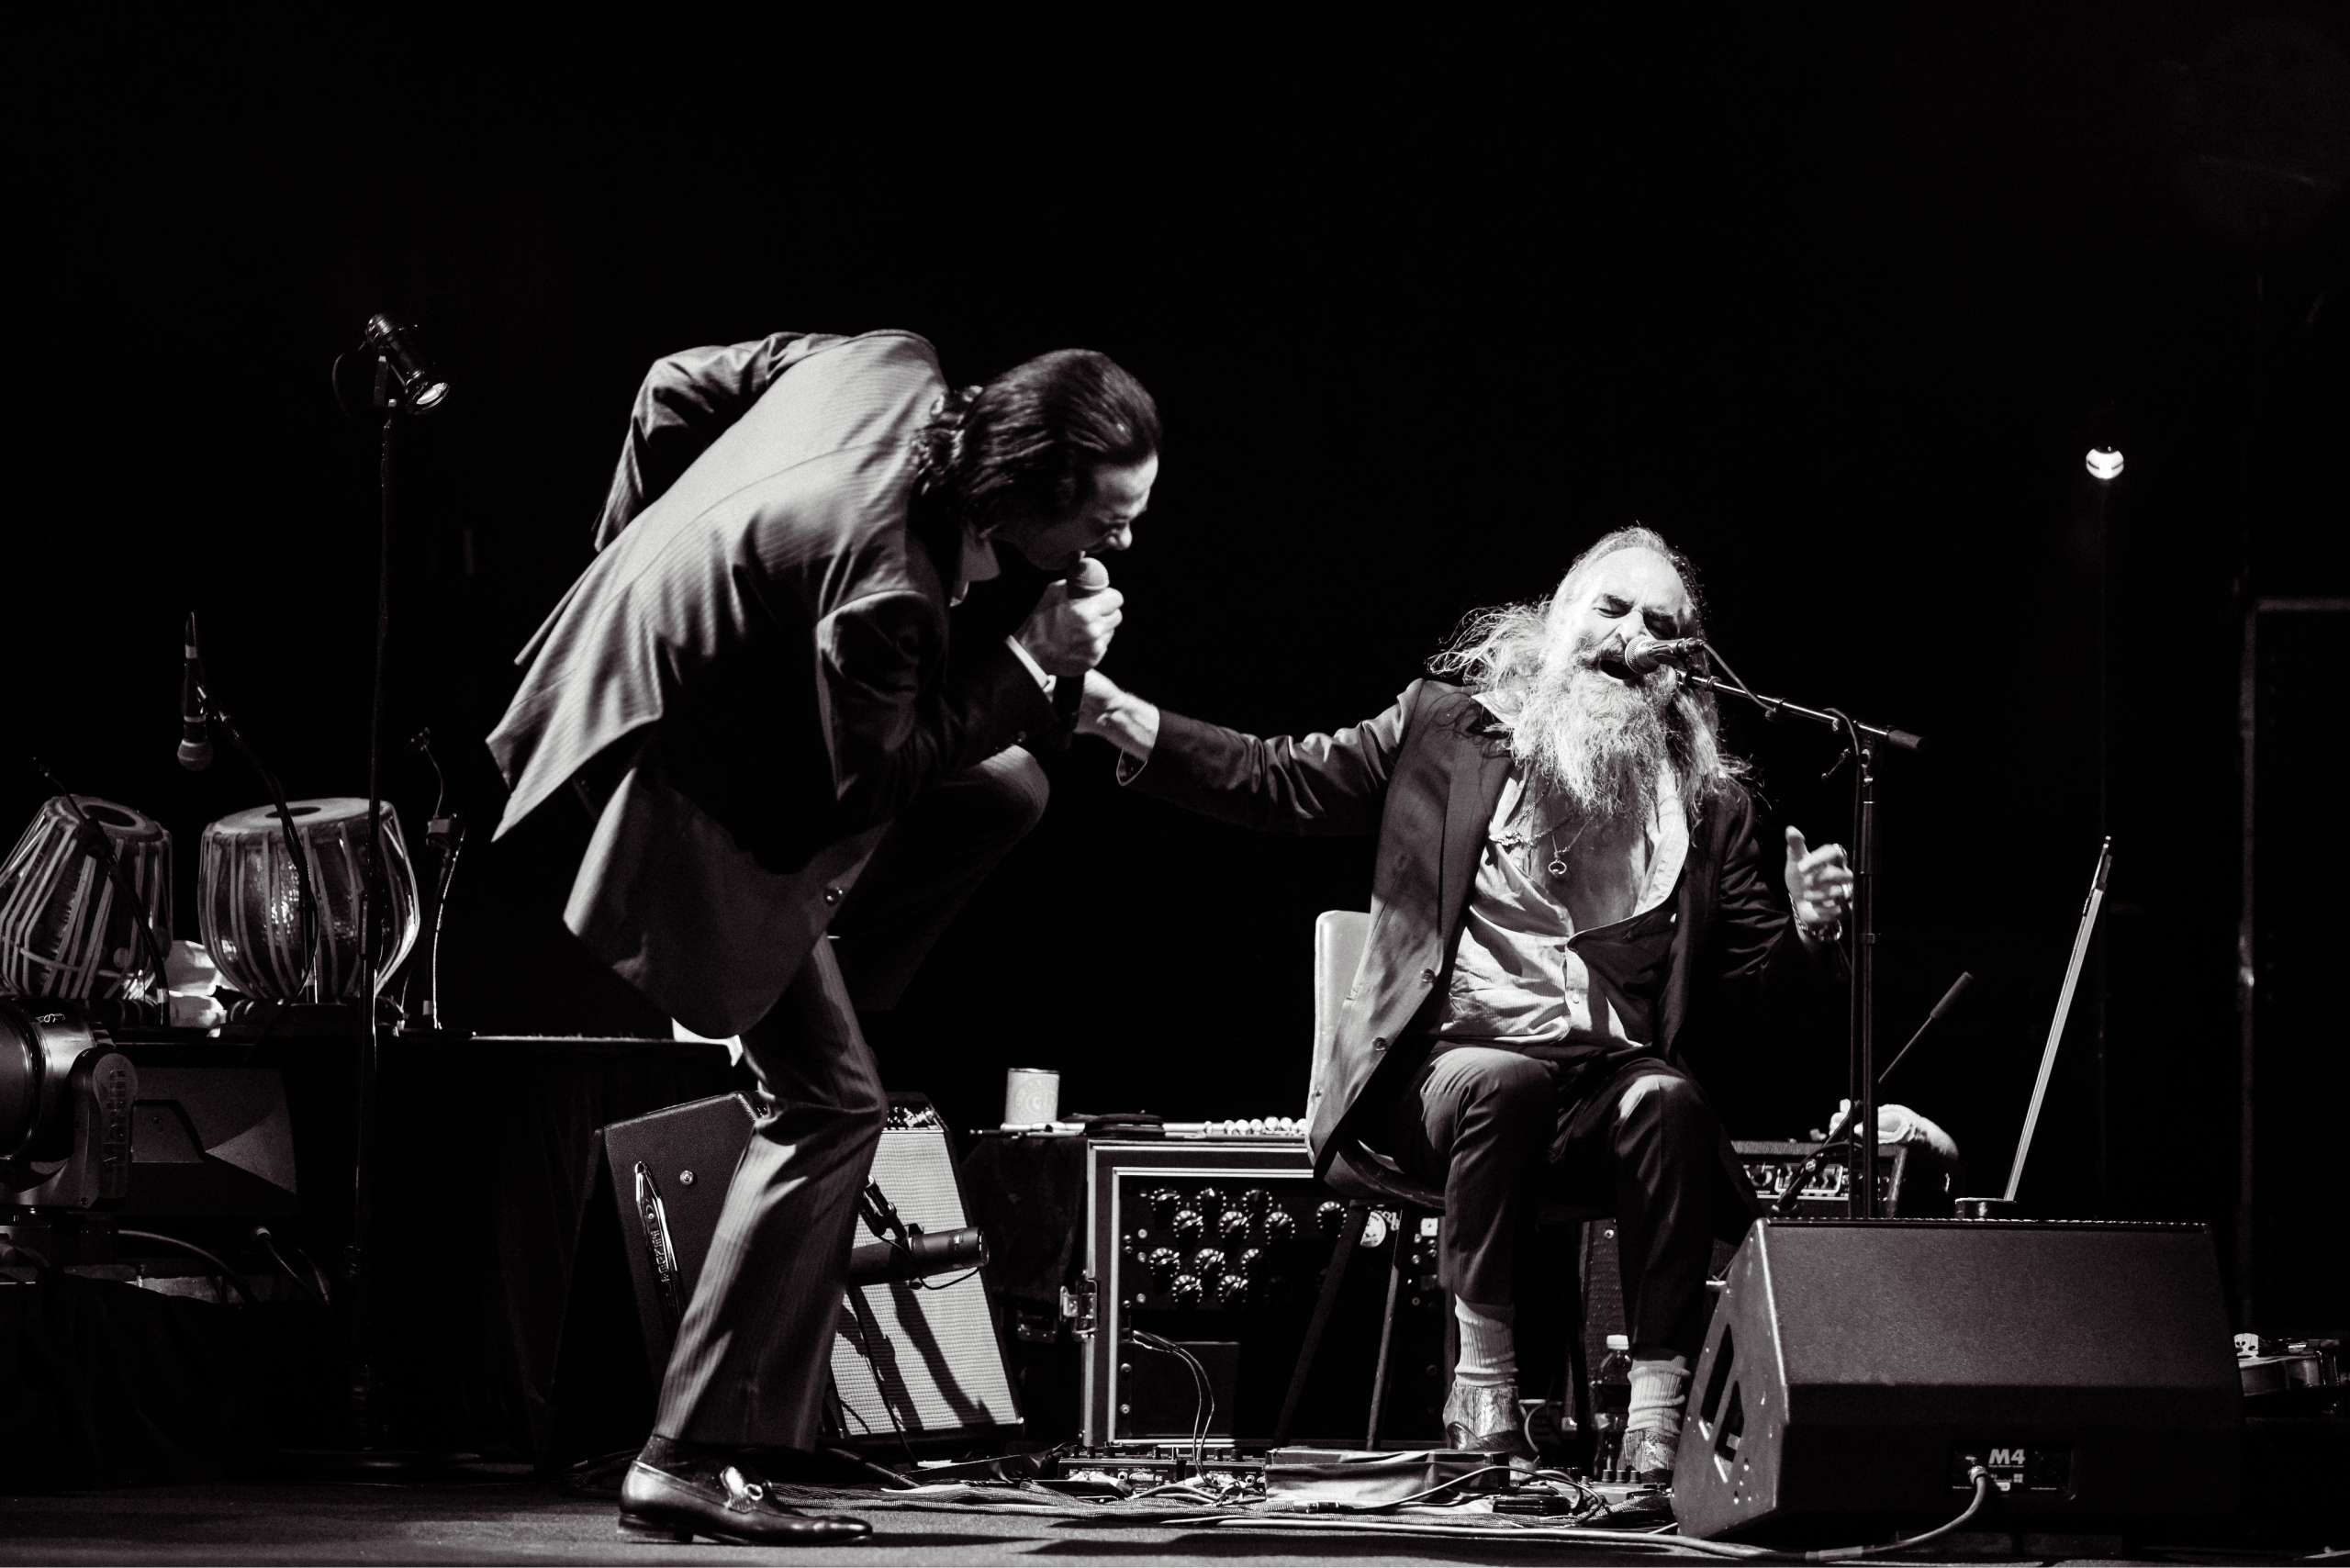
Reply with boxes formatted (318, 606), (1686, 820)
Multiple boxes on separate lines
(1505, 656), (1674, 834)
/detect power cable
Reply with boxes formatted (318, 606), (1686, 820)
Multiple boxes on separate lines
(1802, 1466), (1991, 1562)
(250, 1226), (327, 1305)
(1127, 1329), (1214, 1466)
(118, 1228), (259, 1306)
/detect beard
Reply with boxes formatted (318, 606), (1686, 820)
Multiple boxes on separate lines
(1506, 649), (1676, 834)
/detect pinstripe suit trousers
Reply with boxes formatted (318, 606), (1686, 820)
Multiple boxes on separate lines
(654, 932), (883, 1447)
(650, 745), (1047, 1447)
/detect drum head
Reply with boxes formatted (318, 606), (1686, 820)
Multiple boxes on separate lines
(208, 798), (365, 837)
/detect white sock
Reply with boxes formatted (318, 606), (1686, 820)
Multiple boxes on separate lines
(1627, 1355), (1689, 1439)
(1452, 1298), (1516, 1388)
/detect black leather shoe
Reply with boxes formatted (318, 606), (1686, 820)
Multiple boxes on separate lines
(618, 1454), (871, 1546)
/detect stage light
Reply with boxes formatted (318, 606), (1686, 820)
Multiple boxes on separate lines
(357, 316), (451, 412)
(2086, 448), (2124, 481)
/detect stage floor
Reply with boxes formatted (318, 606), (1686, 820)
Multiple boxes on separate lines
(0, 1482), (2308, 1566)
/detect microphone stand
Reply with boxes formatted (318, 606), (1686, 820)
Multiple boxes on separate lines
(182, 675), (326, 1002)
(1684, 653), (1922, 1220)
(345, 358), (401, 1453)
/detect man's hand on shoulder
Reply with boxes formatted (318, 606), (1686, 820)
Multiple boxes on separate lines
(1076, 670), (1159, 763)
(1784, 826), (1852, 950)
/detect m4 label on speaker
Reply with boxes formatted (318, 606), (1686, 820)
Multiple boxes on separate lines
(1953, 1446), (2075, 1495)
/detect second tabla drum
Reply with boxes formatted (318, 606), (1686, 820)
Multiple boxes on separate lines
(198, 797), (420, 1002)
(0, 795), (173, 1001)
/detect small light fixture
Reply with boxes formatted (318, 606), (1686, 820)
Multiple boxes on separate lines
(2086, 448), (2124, 482)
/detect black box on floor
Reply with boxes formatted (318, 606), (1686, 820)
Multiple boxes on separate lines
(1674, 1219), (2242, 1543)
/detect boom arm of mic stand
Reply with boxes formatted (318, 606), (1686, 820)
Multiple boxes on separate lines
(1684, 673), (1923, 754)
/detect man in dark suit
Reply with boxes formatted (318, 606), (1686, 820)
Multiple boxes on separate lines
(488, 330), (1159, 1543)
(1078, 526), (1851, 1482)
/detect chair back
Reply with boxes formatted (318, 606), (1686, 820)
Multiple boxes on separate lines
(1314, 910), (1446, 1207)
(1312, 909), (1372, 1100)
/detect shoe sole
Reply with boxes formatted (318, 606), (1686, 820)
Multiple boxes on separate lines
(618, 1510), (867, 1547)
(619, 1513), (705, 1544)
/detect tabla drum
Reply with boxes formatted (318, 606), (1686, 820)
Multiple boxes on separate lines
(0, 796), (173, 1001)
(198, 798), (419, 1002)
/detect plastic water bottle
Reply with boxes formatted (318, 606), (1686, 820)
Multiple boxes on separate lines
(1593, 1333), (1632, 1477)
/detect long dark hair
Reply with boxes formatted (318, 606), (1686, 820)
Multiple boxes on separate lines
(912, 350), (1160, 542)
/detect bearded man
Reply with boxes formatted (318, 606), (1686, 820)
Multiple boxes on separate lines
(1077, 527), (1851, 1481)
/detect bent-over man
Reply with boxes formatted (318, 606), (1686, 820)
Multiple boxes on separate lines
(490, 330), (1159, 1543)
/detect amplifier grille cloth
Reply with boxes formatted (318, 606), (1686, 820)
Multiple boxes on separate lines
(829, 1124), (1015, 1439)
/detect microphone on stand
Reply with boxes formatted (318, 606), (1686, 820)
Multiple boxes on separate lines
(177, 613), (214, 772)
(1051, 556), (1113, 734)
(1621, 632), (1708, 676)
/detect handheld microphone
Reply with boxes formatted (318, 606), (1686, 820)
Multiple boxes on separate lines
(361, 314), (451, 412)
(177, 613), (214, 771)
(1621, 633), (1707, 676)
(1051, 556), (1113, 732)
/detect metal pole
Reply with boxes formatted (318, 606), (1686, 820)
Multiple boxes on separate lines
(2235, 608), (2257, 1329)
(346, 400), (397, 1446)
(2092, 481), (2109, 1216)
(1853, 734), (1879, 1220)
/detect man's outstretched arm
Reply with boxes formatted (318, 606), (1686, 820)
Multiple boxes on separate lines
(1075, 670), (1416, 837)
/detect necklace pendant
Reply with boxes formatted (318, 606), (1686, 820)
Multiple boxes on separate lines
(1547, 854), (1570, 879)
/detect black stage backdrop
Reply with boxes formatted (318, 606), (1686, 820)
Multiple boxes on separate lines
(8, 13), (2344, 1315)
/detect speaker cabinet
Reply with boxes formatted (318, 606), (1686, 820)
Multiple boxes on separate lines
(599, 1092), (758, 1376)
(1673, 1220), (2241, 1542)
(598, 1091), (1018, 1451)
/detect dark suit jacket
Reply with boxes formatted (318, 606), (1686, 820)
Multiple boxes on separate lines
(1130, 678), (1836, 1177)
(487, 330), (1054, 1035)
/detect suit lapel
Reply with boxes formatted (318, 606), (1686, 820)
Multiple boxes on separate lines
(1661, 793), (1722, 1054)
(1438, 710), (1513, 946)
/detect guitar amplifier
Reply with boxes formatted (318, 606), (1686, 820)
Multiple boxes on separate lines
(598, 1091), (1018, 1452)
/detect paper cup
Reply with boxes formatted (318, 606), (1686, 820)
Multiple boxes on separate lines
(1004, 1067), (1060, 1126)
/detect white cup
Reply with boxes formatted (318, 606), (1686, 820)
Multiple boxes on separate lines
(1003, 1067), (1060, 1126)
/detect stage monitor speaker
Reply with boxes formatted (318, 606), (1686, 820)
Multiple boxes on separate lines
(599, 1092), (757, 1376)
(1673, 1220), (2241, 1543)
(598, 1091), (1017, 1452)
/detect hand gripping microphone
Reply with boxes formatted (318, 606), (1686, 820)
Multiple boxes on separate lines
(1621, 632), (1707, 675)
(177, 612), (214, 771)
(1051, 556), (1113, 734)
